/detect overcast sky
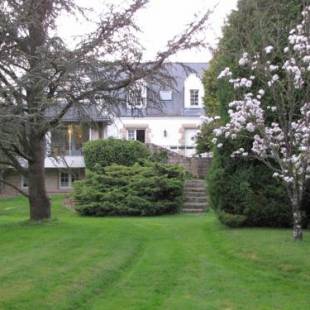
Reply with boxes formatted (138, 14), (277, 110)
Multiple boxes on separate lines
(57, 0), (238, 62)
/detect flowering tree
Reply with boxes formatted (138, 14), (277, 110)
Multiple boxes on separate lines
(205, 5), (310, 240)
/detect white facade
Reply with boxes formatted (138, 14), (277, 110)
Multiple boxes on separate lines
(106, 116), (201, 157)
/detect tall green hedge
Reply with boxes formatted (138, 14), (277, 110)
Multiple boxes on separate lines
(83, 138), (150, 171)
(199, 0), (308, 227)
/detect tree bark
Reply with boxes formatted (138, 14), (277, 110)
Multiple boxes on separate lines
(291, 195), (303, 241)
(28, 136), (51, 221)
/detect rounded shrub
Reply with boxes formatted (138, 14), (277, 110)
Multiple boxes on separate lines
(83, 138), (150, 171)
(217, 211), (247, 228)
(73, 162), (185, 217)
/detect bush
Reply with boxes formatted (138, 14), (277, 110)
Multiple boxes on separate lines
(217, 211), (247, 228)
(208, 147), (293, 228)
(73, 162), (185, 216)
(149, 149), (169, 163)
(83, 138), (150, 171)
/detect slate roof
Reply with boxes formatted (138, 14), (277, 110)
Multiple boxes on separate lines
(46, 62), (208, 122)
(46, 104), (111, 123)
(118, 62), (208, 117)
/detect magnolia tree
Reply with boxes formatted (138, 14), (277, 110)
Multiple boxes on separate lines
(204, 5), (310, 240)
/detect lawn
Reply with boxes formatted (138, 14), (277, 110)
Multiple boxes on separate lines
(0, 196), (309, 310)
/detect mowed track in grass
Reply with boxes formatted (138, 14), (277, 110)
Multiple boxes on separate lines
(0, 196), (309, 310)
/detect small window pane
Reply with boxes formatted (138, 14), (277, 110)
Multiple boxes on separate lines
(160, 91), (172, 101)
(190, 89), (199, 106)
(128, 129), (136, 140)
(60, 172), (69, 188)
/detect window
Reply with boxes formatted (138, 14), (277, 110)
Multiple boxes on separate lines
(21, 176), (29, 189)
(160, 90), (172, 101)
(127, 129), (146, 143)
(190, 89), (199, 106)
(51, 123), (89, 156)
(60, 172), (69, 188)
(127, 129), (136, 141)
(127, 80), (147, 109)
(184, 73), (204, 108)
(59, 172), (78, 189)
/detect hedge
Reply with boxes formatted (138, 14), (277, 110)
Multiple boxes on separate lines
(73, 162), (185, 216)
(83, 138), (150, 171)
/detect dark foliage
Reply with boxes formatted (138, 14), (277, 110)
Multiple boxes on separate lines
(217, 211), (247, 228)
(200, 0), (309, 227)
(73, 162), (185, 216)
(83, 138), (150, 171)
(208, 148), (292, 228)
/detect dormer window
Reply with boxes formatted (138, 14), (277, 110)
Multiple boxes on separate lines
(190, 89), (199, 106)
(127, 79), (147, 109)
(184, 73), (204, 108)
(160, 90), (172, 101)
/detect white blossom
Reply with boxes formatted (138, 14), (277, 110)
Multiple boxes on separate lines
(246, 123), (255, 132)
(264, 46), (274, 54)
(269, 65), (279, 72)
(239, 53), (250, 66)
(218, 67), (232, 79)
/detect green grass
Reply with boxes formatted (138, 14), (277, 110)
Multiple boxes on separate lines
(0, 196), (309, 310)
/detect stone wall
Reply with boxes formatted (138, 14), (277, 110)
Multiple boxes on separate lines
(146, 143), (210, 178)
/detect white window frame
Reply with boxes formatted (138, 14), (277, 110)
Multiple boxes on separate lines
(190, 89), (199, 106)
(127, 129), (136, 141)
(59, 171), (77, 189)
(184, 73), (204, 108)
(160, 90), (172, 101)
(127, 128), (146, 142)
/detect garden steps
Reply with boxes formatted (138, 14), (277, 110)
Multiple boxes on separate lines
(182, 179), (208, 214)
(182, 208), (205, 213)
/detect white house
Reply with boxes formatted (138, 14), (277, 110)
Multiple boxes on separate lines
(0, 62), (207, 195)
(106, 62), (207, 157)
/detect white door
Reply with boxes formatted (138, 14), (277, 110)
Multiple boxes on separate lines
(184, 128), (197, 157)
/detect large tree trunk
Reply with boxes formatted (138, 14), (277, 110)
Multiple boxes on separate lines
(28, 136), (51, 221)
(291, 195), (303, 241)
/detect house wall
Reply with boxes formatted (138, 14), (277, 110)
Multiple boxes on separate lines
(0, 169), (84, 197)
(106, 116), (202, 157)
(90, 124), (104, 140)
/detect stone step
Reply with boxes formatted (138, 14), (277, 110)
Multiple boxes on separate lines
(183, 202), (207, 209)
(184, 190), (206, 195)
(184, 190), (208, 196)
(184, 183), (206, 188)
(185, 180), (205, 185)
(184, 195), (207, 200)
(183, 208), (205, 213)
(184, 196), (208, 203)
(184, 187), (206, 192)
